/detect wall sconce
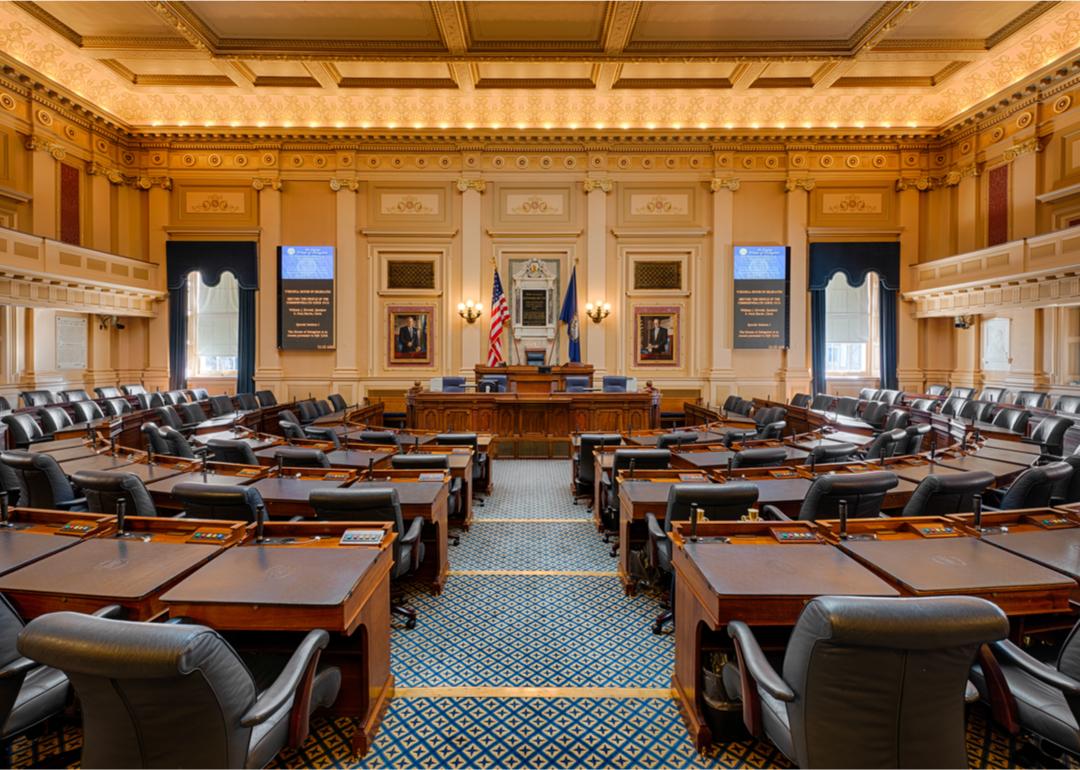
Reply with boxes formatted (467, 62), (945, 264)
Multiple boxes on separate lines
(457, 299), (483, 324)
(954, 315), (974, 330)
(585, 301), (611, 324)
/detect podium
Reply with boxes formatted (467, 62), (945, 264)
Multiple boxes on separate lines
(474, 365), (594, 394)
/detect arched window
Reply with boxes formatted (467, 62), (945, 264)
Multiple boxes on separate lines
(186, 271), (238, 377)
(824, 272), (880, 379)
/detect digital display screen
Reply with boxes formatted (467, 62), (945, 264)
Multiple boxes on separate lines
(733, 245), (789, 349)
(278, 246), (335, 350)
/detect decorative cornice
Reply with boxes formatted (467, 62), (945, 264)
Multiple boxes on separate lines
(1004, 136), (1042, 162)
(86, 162), (125, 185)
(785, 177), (816, 192)
(24, 134), (65, 160)
(710, 177), (741, 192)
(328, 178), (358, 192)
(135, 175), (172, 190)
(941, 163), (979, 187)
(456, 178), (486, 193)
(582, 178), (613, 193)
(895, 176), (934, 192)
(252, 177), (283, 191)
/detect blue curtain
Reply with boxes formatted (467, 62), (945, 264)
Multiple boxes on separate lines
(879, 283), (898, 390)
(809, 242), (900, 394)
(810, 289), (827, 395)
(168, 283), (187, 391)
(166, 242), (258, 395)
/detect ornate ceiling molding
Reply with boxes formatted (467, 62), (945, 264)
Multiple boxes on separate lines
(24, 134), (66, 159)
(710, 177), (741, 192)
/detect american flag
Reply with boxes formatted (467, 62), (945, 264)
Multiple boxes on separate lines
(487, 268), (510, 366)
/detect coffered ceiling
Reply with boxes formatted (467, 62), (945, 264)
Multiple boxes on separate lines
(1, 1), (1078, 131)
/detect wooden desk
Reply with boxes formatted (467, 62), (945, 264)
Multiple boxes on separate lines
(787, 431), (873, 451)
(161, 522), (394, 755)
(58, 452), (136, 474)
(670, 520), (898, 750)
(626, 428), (745, 447)
(981, 437), (1043, 458)
(246, 475), (354, 518)
(192, 430), (284, 452)
(709, 469), (816, 518)
(672, 443), (809, 471)
(407, 447), (475, 526)
(146, 468), (263, 512)
(321, 448), (397, 471)
(33, 441), (98, 462)
(474, 364), (595, 394)
(614, 472), (709, 595)
(0, 537), (222, 620)
(0, 527), (97, 576)
(817, 517), (1075, 616)
(5, 508), (115, 540)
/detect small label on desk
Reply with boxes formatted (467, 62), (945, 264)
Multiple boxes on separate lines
(236, 468), (261, 477)
(1028, 516), (1075, 530)
(678, 473), (703, 481)
(57, 521), (95, 536)
(772, 529), (818, 543)
(418, 472), (444, 482)
(339, 528), (385, 546)
(769, 469), (798, 479)
(186, 528), (232, 544)
(324, 472), (350, 481)
(916, 525), (958, 538)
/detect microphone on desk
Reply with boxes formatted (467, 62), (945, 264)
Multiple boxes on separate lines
(146, 436), (155, 467)
(809, 452), (817, 477)
(86, 423), (95, 445)
(116, 498), (127, 538)
(629, 459), (636, 478)
(690, 503), (700, 543)
(201, 456), (209, 483)
(367, 457), (374, 481)
(838, 499), (849, 540)
(255, 503), (266, 544)
(0, 491), (9, 528)
(961, 430), (969, 453)
(415, 436), (420, 453)
(973, 493), (983, 532)
(110, 436), (117, 457)
(726, 456), (734, 477)
(930, 432), (938, 460)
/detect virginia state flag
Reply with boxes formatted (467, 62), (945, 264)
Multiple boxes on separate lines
(559, 266), (581, 363)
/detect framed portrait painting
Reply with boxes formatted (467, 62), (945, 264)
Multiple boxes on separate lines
(388, 305), (435, 367)
(634, 305), (679, 367)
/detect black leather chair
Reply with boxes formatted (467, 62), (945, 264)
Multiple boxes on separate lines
(148, 392), (167, 408)
(207, 439), (259, 466)
(279, 420), (307, 442)
(102, 398), (131, 418)
(141, 422), (171, 455)
(160, 426), (203, 460)
(895, 423), (931, 455)
(859, 387), (879, 401)
(983, 462), (1073, 510)
(992, 407), (1030, 434)
(0, 451), (86, 511)
(1028, 416), (1075, 458)
(656, 432), (698, 449)
(313, 400), (331, 417)
(435, 433), (486, 504)
(960, 399), (996, 423)
(328, 394), (347, 412)
(860, 400), (889, 428)
(646, 482), (758, 634)
(296, 401), (320, 424)
(880, 389), (906, 404)
(909, 398), (937, 411)
(59, 389), (90, 402)
(255, 390), (277, 407)
(309, 488), (424, 628)
(859, 428), (906, 460)
(166, 390), (188, 405)
(809, 394), (834, 411)
(357, 431), (401, 450)
(0, 597), (121, 741)
(722, 395), (741, 412)
(573, 434), (622, 504)
(881, 409), (909, 432)
(601, 449), (670, 550)
(94, 386), (122, 399)
(132, 393), (151, 411)
(390, 453), (464, 534)
(19, 390), (54, 408)
(940, 396), (969, 417)
(178, 402), (209, 425)
(236, 393), (259, 411)
(763, 471), (898, 521)
(154, 405), (185, 432)
(190, 388), (210, 401)
(1, 413), (48, 448)
(789, 393), (811, 408)
(951, 387), (975, 399)
(273, 447), (330, 469)
(1015, 390), (1049, 410)
(1053, 455), (1080, 505)
(18, 612), (339, 768)
(71, 470), (158, 518)
(120, 384), (146, 396)
(172, 483), (266, 522)
(1056, 395), (1080, 415)
(0, 451), (22, 506)
(899, 471), (995, 517)
(804, 442), (858, 465)
(38, 405), (74, 436)
(833, 397), (859, 417)
(209, 395), (235, 417)
(732, 447), (787, 469)
(926, 384), (948, 396)
(725, 595), (1009, 768)
(978, 387), (1008, 403)
(0, 396), (10, 413)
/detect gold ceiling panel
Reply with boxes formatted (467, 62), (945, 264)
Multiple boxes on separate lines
(463, 1), (608, 49)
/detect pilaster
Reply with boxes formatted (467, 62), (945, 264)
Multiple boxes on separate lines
(457, 177), (485, 374)
(584, 177), (612, 376)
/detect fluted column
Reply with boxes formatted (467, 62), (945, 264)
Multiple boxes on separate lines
(457, 178), (485, 373)
(330, 178), (360, 401)
(25, 135), (61, 238)
(896, 180), (922, 392)
(144, 179), (172, 389)
(709, 177), (739, 401)
(783, 178), (814, 397)
(254, 178), (284, 397)
(583, 178), (612, 375)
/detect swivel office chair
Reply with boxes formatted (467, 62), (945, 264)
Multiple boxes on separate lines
(93, 386), (121, 399)
(71, 470), (159, 518)
(859, 401), (890, 429)
(926, 384), (949, 397)
(895, 424), (931, 456)
(207, 438), (259, 466)
(327, 394), (347, 412)
(1015, 391), (1049, 410)
(255, 390), (277, 407)
(732, 447), (788, 469)
(103, 398), (131, 417)
(58, 389), (90, 403)
(0, 451), (86, 511)
(992, 407), (1030, 434)
(38, 406), (74, 437)
(647, 483), (758, 634)
(951, 387), (975, 400)
(1056, 395), (1080, 415)
(979, 387), (1008, 403)
(120, 384), (146, 397)
(273, 447), (330, 469)
(178, 402), (209, 425)
(859, 388), (879, 401)
(153, 405), (185, 431)
(1, 413), (48, 449)
(309, 488), (424, 628)
(899, 471), (995, 517)
(1029, 416), (1074, 458)
(601, 376), (629, 393)
(940, 396), (969, 417)
(0, 451), (21, 506)
(296, 401), (321, 424)
(391, 453), (463, 543)
(804, 442), (858, 465)
(314, 400), (332, 417)
(564, 376), (591, 393)
(834, 397), (860, 417)
(601, 449), (670, 553)
(141, 422), (171, 455)
(19, 390), (54, 408)
(859, 428), (906, 460)
(209, 395), (235, 417)
(656, 433), (698, 449)
(909, 398), (937, 412)
(983, 462), (1073, 510)
(435, 433), (486, 505)
(809, 394), (834, 411)
(789, 393), (811, 408)
(959, 400), (996, 423)
(160, 426), (205, 461)
(235, 393), (259, 411)
(881, 409), (910, 432)
(18, 613), (340, 769)
(171, 483), (266, 522)
(763, 471), (898, 522)
(574, 434), (622, 505)
(725, 595), (1008, 768)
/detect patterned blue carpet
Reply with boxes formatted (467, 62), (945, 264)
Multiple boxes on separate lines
(2, 459), (1043, 768)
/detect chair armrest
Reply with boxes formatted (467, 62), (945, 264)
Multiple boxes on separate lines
(400, 516), (424, 546)
(91, 604), (122, 619)
(55, 497), (87, 511)
(240, 629), (329, 727)
(990, 639), (1080, 696)
(965, 680), (980, 704)
(981, 487), (1006, 507)
(646, 512), (665, 542)
(759, 505), (791, 521)
(287, 515), (305, 522)
(0, 656), (37, 678)
(728, 621), (795, 702)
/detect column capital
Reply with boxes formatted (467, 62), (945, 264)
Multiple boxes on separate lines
(583, 178), (614, 193)
(136, 175), (172, 191)
(328, 178), (357, 192)
(895, 176), (934, 192)
(24, 135), (66, 160)
(87, 162), (125, 185)
(456, 178), (487, 193)
(784, 177), (815, 193)
(942, 163), (979, 187)
(1004, 136), (1041, 162)
(710, 177), (741, 192)
(253, 177), (283, 191)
